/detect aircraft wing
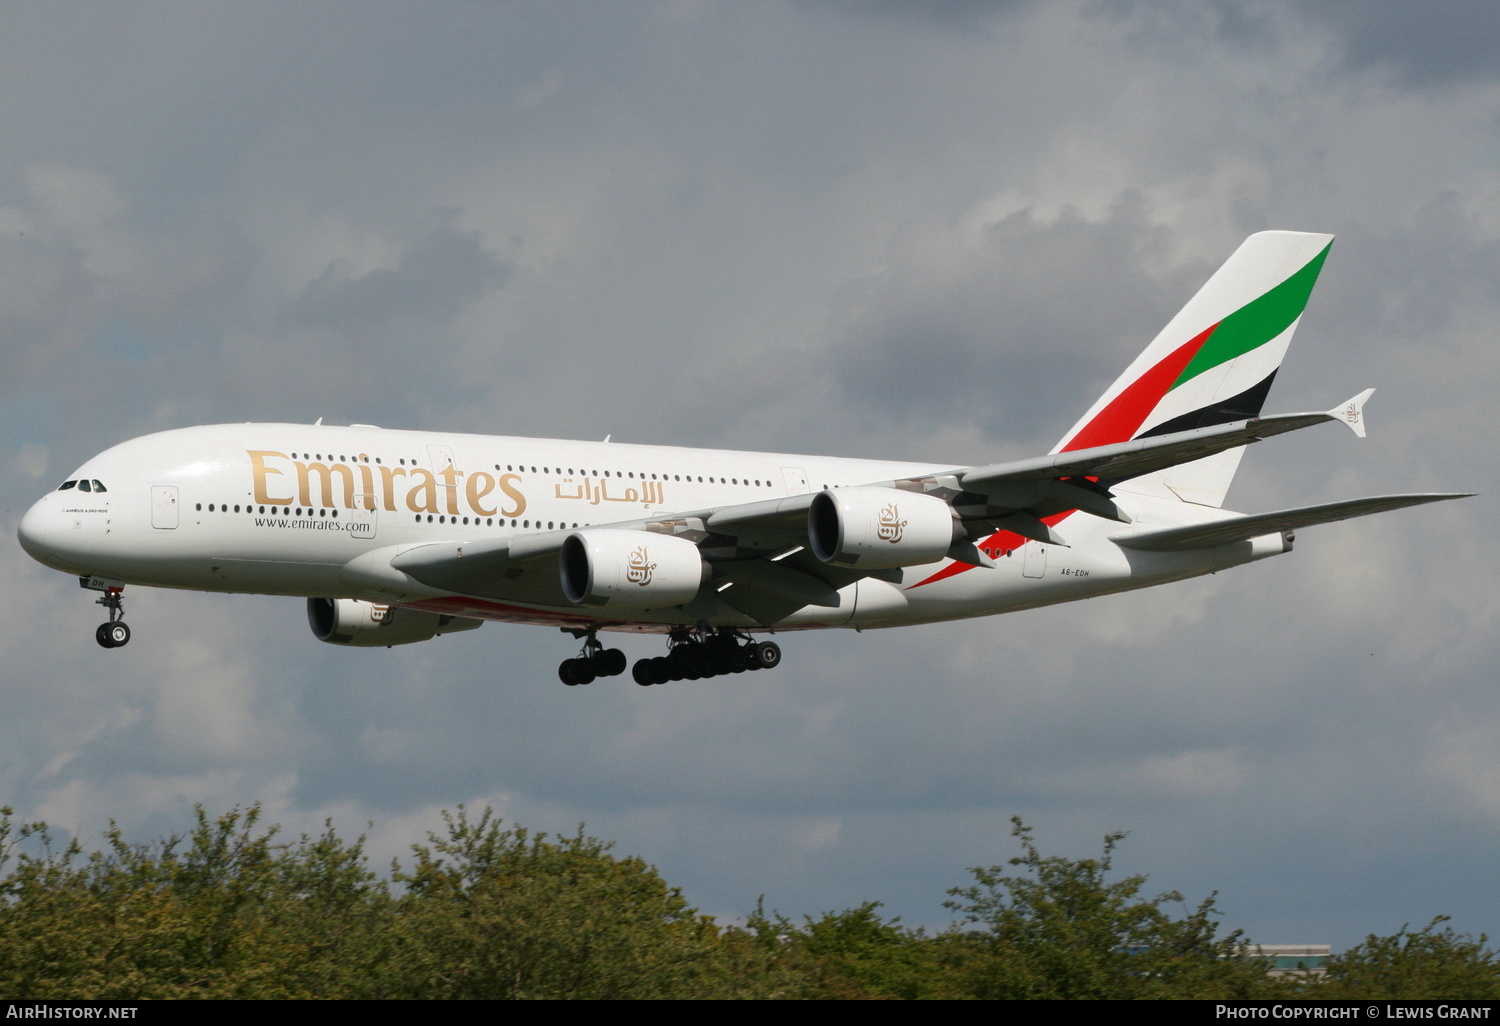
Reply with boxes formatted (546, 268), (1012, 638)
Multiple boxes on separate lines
(880, 400), (1370, 528)
(383, 496), (845, 622)
(1113, 493), (1473, 552)
(368, 391), (1394, 621)
(386, 530), (576, 606)
(959, 411), (1335, 491)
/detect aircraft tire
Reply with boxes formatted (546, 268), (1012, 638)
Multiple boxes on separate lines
(96, 623), (116, 649)
(604, 648), (627, 676)
(103, 622), (131, 649)
(752, 641), (781, 670)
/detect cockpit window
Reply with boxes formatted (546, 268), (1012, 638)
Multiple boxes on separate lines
(58, 480), (77, 491)
(90, 480), (106, 493)
(77, 480), (92, 492)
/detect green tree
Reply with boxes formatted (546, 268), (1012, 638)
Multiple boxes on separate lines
(381, 805), (728, 999)
(0, 805), (392, 999)
(740, 898), (956, 999)
(1304, 918), (1500, 1000)
(941, 816), (1273, 999)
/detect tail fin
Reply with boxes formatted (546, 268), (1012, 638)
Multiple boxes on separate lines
(1053, 231), (1334, 507)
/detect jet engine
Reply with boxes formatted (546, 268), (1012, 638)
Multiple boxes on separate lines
(307, 597), (483, 647)
(560, 529), (707, 608)
(809, 486), (959, 568)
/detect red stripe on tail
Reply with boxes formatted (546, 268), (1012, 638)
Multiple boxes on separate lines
(1061, 323), (1215, 452)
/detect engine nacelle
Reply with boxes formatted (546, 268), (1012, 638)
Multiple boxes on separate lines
(560, 529), (707, 609)
(808, 486), (959, 568)
(307, 597), (483, 647)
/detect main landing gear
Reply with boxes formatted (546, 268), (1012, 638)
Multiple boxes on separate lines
(85, 578), (130, 649)
(557, 630), (628, 686)
(629, 628), (780, 687)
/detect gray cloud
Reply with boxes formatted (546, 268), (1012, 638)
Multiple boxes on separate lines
(828, 196), (1203, 451)
(285, 223), (513, 330)
(1296, 0), (1500, 85)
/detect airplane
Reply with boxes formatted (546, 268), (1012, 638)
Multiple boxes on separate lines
(17, 230), (1470, 686)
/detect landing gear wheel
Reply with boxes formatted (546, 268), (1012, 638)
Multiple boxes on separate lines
(89, 584), (129, 649)
(559, 658), (595, 685)
(602, 648), (627, 677)
(94, 621), (131, 649)
(558, 629), (629, 685)
(750, 640), (781, 670)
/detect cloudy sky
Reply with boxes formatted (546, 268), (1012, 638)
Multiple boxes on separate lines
(2, 0), (1497, 948)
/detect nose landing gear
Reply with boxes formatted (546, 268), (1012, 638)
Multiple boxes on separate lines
(82, 577), (130, 649)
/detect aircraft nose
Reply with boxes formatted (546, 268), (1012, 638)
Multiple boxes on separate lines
(17, 495), (78, 570)
(18, 497), (54, 559)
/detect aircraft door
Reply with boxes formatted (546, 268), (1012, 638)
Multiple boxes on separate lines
(1022, 540), (1047, 579)
(151, 485), (178, 529)
(344, 501), (377, 540)
(781, 467), (809, 495)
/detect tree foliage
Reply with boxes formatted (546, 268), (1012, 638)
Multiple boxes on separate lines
(0, 804), (1492, 999)
(741, 899), (954, 999)
(1300, 917), (1500, 1000)
(381, 805), (725, 999)
(0, 805), (387, 998)
(939, 816), (1272, 999)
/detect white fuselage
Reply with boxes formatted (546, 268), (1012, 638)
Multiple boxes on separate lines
(18, 423), (1280, 635)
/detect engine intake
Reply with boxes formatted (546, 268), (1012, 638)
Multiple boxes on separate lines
(560, 529), (706, 608)
(809, 486), (959, 568)
(307, 597), (483, 647)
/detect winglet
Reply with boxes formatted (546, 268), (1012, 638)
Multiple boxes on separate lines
(1329, 388), (1375, 438)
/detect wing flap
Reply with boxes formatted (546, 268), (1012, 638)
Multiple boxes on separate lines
(715, 559), (843, 608)
(1114, 493), (1473, 552)
(388, 533), (572, 602)
(704, 493), (818, 531)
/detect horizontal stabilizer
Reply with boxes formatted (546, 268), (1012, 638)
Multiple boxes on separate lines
(1114, 493), (1473, 552)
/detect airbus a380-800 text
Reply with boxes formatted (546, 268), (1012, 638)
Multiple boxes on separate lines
(18, 231), (1469, 685)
